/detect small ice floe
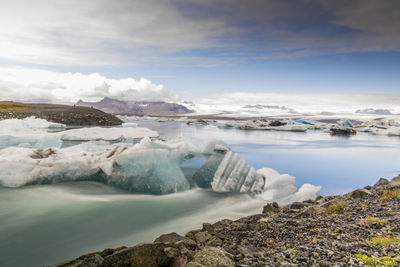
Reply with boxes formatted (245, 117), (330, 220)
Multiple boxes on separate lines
(237, 119), (308, 132)
(60, 127), (159, 142)
(186, 119), (208, 126)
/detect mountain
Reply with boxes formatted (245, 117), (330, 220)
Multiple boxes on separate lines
(76, 98), (193, 116)
(356, 108), (393, 115)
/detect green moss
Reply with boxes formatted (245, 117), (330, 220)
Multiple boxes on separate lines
(369, 237), (400, 248)
(380, 190), (400, 201)
(354, 254), (397, 266)
(366, 217), (387, 225)
(0, 103), (29, 111)
(327, 202), (345, 213)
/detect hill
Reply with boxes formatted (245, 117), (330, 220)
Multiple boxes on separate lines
(0, 101), (123, 126)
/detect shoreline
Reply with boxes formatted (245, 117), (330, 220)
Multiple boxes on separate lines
(51, 176), (400, 267)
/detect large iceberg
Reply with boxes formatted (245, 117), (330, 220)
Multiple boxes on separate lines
(0, 120), (321, 201)
(0, 138), (190, 194)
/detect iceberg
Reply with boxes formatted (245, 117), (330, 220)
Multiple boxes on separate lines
(0, 117), (64, 149)
(192, 153), (225, 188)
(337, 120), (354, 128)
(0, 138), (189, 194)
(60, 127), (159, 142)
(122, 122), (138, 128)
(211, 151), (265, 193)
(0, 134), (321, 201)
(257, 168), (321, 205)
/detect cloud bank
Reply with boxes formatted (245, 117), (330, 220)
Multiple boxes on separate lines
(0, 68), (180, 103)
(196, 92), (400, 114)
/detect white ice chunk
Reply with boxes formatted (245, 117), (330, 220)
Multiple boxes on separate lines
(0, 116), (64, 136)
(0, 117), (63, 149)
(122, 122), (138, 128)
(257, 168), (321, 205)
(61, 127), (159, 141)
(201, 139), (217, 154)
(0, 138), (191, 194)
(211, 151), (265, 193)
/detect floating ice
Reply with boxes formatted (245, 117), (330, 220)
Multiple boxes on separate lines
(122, 122), (138, 128)
(0, 117), (159, 149)
(0, 117), (64, 149)
(0, 131), (321, 201)
(211, 151), (265, 193)
(337, 119), (354, 128)
(0, 117), (65, 136)
(60, 127), (159, 142)
(257, 168), (321, 205)
(0, 138), (189, 194)
(192, 153), (225, 188)
(237, 120), (308, 132)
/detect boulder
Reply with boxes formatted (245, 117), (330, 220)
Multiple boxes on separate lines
(237, 246), (265, 258)
(187, 246), (234, 267)
(101, 243), (171, 267)
(171, 255), (189, 267)
(374, 178), (389, 187)
(349, 188), (372, 199)
(289, 202), (311, 210)
(154, 232), (187, 244)
(194, 232), (212, 244)
(389, 175), (400, 187)
(262, 202), (280, 213)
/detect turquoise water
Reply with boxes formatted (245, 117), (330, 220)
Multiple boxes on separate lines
(1, 120), (400, 266)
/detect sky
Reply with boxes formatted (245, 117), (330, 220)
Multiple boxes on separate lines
(0, 0), (399, 110)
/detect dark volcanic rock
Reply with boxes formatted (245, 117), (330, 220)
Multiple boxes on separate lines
(349, 188), (373, 199)
(268, 120), (287, 127)
(0, 102), (122, 126)
(101, 243), (171, 267)
(154, 232), (188, 244)
(329, 127), (357, 136)
(374, 178), (389, 187)
(262, 202), (280, 213)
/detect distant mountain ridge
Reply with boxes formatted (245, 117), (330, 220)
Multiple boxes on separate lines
(76, 97), (193, 116)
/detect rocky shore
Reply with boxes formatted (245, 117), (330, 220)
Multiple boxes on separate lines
(0, 101), (123, 126)
(51, 176), (400, 267)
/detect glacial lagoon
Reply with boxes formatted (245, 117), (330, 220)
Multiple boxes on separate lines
(1, 119), (400, 267)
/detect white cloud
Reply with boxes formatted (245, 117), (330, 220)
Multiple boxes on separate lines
(0, 67), (180, 103)
(0, 0), (228, 66)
